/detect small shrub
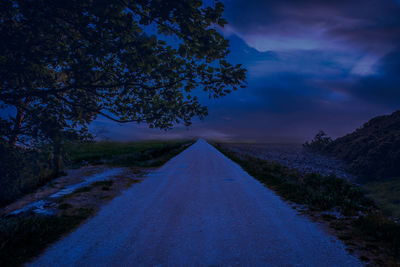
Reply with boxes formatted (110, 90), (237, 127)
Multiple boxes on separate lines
(303, 130), (332, 152)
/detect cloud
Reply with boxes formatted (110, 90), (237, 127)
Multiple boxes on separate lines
(351, 50), (400, 108)
(94, 0), (400, 143)
(223, 0), (400, 75)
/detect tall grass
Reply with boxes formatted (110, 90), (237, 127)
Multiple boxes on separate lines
(213, 143), (374, 215)
(0, 208), (93, 267)
(213, 143), (400, 262)
(0, 139), (194, 266)
(362, 178), (400, 218)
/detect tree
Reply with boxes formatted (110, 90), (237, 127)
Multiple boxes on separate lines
(0, 0), (246, 153)
(303, 130), (333, 152)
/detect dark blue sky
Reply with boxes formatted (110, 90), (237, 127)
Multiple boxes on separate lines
(93, 0), (400, 143)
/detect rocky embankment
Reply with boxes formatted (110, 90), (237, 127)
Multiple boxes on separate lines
(222, 143), (355, 181)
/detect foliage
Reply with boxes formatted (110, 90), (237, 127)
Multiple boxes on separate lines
(0, 139), (194, 266)
(66, 139), (194, 167)
(214, 143), (374, 215)
(362, 178), (400, 217)
(214, 143), (400, 263)
(0, 209), (93, 267)
(0, 139), (192, 207)
(0, 0), (246, 148)
(324, 110), (400, 181)
(303, 130), (332, 152)
(0, 140), (55, 207)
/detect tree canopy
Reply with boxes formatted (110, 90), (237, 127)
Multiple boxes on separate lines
(0, 0), (246, 146)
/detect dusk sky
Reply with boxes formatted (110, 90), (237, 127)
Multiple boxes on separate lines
(93, 0), (400, 143)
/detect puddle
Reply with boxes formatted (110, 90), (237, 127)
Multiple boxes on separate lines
(8, 168), (125, 216)
(49, 168), (124, 198)
(9, 200), (56, 216)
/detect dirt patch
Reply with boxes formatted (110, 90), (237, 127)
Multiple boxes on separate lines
(306, 211), (398, 267)
(285, 200), (397, 266)
(0, 165), (148, 267)
(0, 165), (146, 216)
(56, 174), (141, 216)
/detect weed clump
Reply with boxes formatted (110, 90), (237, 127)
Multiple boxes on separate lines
(0, 208), (93, 266)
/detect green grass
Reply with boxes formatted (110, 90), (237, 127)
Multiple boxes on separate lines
(0, 139), (194, 266)
(213, 143), (400, 261)
(66, 139), (194, 168)
(0, 208), (93, 267)
(0, 139), (193, 208)
(212, 144), (374, 215)
(362, 178), (400, 217)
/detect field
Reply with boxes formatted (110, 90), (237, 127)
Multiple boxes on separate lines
(66, 139), (194, 168)
(0, 139), (194, 266)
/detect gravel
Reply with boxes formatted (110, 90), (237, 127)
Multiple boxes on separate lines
(223, 143), (356, 181)
(28, 139), (361, 267)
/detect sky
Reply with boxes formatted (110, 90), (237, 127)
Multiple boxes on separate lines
(92, 0), (400, 143)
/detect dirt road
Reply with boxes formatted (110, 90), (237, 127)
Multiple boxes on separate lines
(29, 139), (361, 266)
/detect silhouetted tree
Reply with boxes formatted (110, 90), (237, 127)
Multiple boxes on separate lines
(0, 0), (246, 146)
(303, 130), (333, 152)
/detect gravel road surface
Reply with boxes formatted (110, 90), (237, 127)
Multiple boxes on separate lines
(29, 139), (362, 267)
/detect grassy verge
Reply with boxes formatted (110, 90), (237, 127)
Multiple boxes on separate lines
(66, 139), (194, 168)
(0, 168), (141, 266)
(213, 143), (400, 266)
(0, 140), (194, 266)
(0, 139), (193, 208)
(0, 208), (94, 267)
(362, 178), (400, 218)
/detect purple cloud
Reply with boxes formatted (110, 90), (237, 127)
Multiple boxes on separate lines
(223, 0), (400, 75)
(91, 1), (400, 142)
